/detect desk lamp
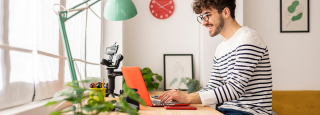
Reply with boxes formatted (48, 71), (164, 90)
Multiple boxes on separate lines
(55, 0), (137, 95)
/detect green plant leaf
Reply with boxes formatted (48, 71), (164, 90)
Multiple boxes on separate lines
(81, 105), (94, 112)
(64, 93), (77, 102)
(87, 98), (98, 106)
(100, 102), (114, 112)
(46, 77), (118, 115)
(44, 101), (59, 107)
(49, 111), (63, 115)
(146, 82), (154, 91)
(53, 88), (73, 98)
(79, 77), (100, 83)
(170, 78), (178, 87)
(92, 104), (107, 110)
(180, 77), (202, 93)
(123, 84), (146, 106)
(140, 69), (146, 74)
(154, 83), (159, 90)
(143, 75), (152, 82)
(140, 67), (162, 91)
(181, 77), (186, 84)
(120, 98), (131, 110)
(75, 112), (85, 115)
(143, 67), (153, 75)
(156, 75), (162, 81)
(79, 95), (90, 103)
(119, 97), (139, 115)
(125, 109), (139, 115)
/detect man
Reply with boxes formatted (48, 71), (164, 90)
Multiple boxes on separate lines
(160, 0), (272, 115)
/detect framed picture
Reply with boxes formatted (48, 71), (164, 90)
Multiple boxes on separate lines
(280, 0), (309, 32)
(164, 54), (194, 91)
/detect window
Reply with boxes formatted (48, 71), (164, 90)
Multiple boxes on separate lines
(0, 0), (101, 110)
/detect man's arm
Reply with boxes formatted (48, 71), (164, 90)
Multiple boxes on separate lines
(160, 89), (202, 104)
(187, 93), (202, 103)
(197, 58), (224, 93)
(160, 54), (224, 104)
(198, 44), (265, 106)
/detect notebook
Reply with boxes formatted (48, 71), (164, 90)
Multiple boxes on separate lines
(121, 67), (190, 107)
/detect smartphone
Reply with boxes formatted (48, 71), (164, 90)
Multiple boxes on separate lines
(164, 106), (197, 110)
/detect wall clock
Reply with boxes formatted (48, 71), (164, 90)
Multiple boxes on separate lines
(149, 0), (174, 19)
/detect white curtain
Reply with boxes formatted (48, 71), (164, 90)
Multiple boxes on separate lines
(0, 0), (101, 110)
(86, 0), (101, 78)
(0, 0), (37, 109)
(33, 0), (62, 101)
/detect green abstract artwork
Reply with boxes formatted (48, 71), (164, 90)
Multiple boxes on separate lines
(285, 0), (304, 27)
(281, 0), (309, 32)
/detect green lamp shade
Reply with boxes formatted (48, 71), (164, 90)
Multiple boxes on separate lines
(104, 0), (137, 21)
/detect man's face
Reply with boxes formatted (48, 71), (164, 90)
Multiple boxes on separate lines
(200, 8), (224, 37)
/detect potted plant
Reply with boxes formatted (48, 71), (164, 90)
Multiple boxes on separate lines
(140, 67), (163, 91)
(45, 78), (146, 115)
(170, 77), (202, 93)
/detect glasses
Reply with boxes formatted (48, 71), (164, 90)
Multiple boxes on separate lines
(197, 10), (219, 24)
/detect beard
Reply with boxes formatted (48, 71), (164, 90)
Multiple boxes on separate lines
(209, 15), (224, 37)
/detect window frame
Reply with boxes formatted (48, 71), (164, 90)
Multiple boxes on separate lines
(0, 0), (102, 110)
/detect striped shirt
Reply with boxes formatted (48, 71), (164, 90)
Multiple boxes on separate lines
(198, 27), (272, 115)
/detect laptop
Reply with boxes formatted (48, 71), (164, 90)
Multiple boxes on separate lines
(121, 67), (190, 107)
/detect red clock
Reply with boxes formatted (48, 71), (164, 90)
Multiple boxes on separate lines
(149, 0), (174, 19)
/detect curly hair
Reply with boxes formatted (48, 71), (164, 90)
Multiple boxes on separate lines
(192, 0), (236, 19)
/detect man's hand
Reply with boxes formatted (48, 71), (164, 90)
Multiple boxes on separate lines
(160, 89), (203, 104)
(160, 89), (189, 103)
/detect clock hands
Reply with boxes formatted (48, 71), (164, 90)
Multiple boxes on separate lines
(161, 6), (170, 12)
(154, 1), (171, 12)
(159, 2), (172, 8)
(154, 1), (164, 8)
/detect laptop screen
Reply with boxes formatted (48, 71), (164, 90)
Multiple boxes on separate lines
(121, 67), (153, 106)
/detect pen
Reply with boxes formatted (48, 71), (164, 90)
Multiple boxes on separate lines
(102, 79), (105, 88)
(92, 82), (96, 88)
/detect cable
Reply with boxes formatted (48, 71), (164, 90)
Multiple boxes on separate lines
(53, 2), (101, 20)
(85, 0), (101, 19)
(53, 4), (66, 15)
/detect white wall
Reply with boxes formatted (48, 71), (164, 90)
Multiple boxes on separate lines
(0, 0), (2, 43)
(243, 0), (320, 90)
(122, 0), (200, 90)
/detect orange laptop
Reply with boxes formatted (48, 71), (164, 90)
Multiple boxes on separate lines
(121, 67), (190, 107)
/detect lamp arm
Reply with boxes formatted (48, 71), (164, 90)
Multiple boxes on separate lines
(66, 0), (101, 21)
(58, 13), (78, 85)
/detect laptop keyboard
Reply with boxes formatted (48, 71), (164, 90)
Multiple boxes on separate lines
(151, 100), (180, 106)
(151, 100), (164, 104)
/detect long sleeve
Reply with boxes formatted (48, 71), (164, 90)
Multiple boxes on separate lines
(197, 57), (224, 93)
(199, 44), (266, 106)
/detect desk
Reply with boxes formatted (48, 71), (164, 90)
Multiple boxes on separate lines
(61, 91), (223, 115)
(136, 104), (223, 115)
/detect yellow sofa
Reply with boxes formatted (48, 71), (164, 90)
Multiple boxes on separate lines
(272, 91), (320, 115)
